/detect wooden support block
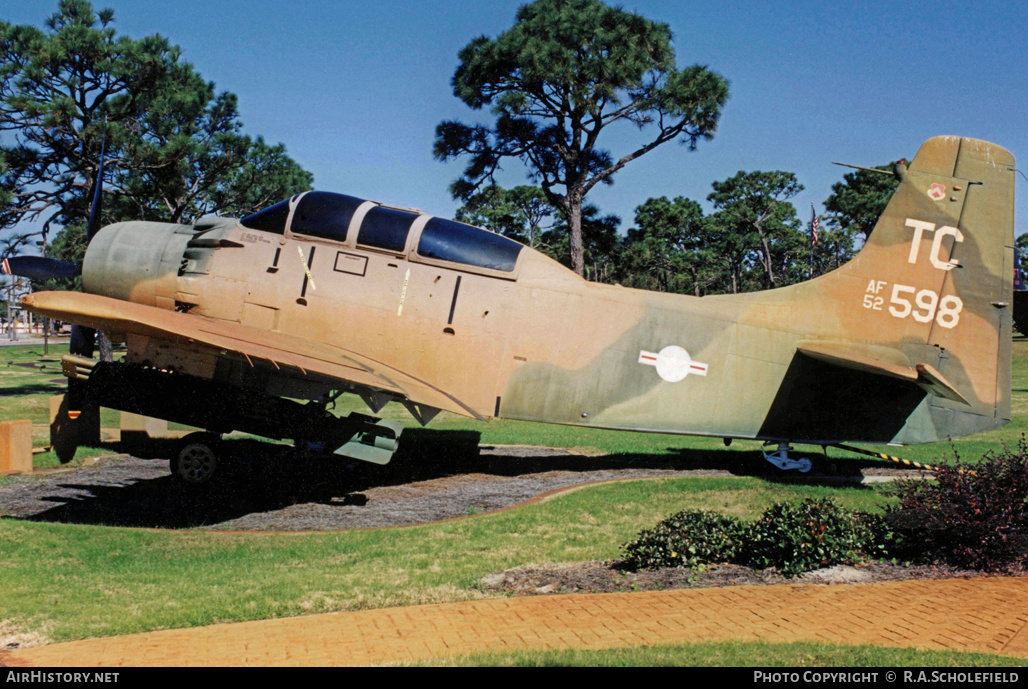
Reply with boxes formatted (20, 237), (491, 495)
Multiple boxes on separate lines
(119, 412), (169, 439)
(48, 394), (64, 426)
(0, 419), (33, 474)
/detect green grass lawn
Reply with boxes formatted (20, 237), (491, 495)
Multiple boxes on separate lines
(0, 477), (892, 642)
(1, 338), (1027, 665)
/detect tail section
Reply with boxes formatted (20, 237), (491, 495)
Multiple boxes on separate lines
(875, 136), (1011, 438)
(839, 137), (1014, 440)
(760, 137), (1014, 444)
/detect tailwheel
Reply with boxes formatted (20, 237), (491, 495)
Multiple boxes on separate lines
(761, 442), (813, 473)
(171, 432), (221, 485)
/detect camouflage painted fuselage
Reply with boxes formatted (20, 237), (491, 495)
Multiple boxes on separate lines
(30, 136), (1014, 447)
(501, 137), (1013, 444)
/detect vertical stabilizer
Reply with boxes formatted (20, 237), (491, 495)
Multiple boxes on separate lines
(758, 137), (1014, 444)
(833, 137), (1014, 440)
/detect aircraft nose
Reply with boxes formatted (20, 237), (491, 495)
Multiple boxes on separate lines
(82, 221), (190, 305)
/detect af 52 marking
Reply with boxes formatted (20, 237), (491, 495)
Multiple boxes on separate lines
(861, 217), (966, 328)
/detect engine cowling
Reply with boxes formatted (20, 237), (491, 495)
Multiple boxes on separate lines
(82, 221), (193, 307)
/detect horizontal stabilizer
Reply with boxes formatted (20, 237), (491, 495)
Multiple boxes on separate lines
(914, 362), (971, 406)
(797, 342), (969, 406)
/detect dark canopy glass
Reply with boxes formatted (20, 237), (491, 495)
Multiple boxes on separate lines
(243, 192), (524, 273)
(356, 206), (418, 252)
(417, 217), (523, 272)
(240, 199), (291, 234)
(291, 191), (366, 241)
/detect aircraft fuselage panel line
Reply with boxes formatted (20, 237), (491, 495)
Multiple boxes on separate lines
(448, 275), (462, 325)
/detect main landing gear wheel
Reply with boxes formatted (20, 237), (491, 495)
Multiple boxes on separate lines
(171, 433), (221, 485)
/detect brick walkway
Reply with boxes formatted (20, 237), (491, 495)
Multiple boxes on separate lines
(3, 578), (1027, 666)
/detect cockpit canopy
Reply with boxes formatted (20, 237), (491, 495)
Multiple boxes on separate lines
(241, 191), (523, 273)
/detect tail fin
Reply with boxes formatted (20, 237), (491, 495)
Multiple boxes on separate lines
(819, 136), (1015, 441)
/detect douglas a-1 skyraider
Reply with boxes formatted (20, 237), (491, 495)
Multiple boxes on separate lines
(4, 136), (1016, 482)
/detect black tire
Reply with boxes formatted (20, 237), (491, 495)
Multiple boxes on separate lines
(171, 433), (220, 485)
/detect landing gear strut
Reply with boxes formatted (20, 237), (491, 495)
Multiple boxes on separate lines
(761, 442), (813, 473)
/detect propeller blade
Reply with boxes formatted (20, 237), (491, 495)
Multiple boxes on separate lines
(1, 256), (82, 281)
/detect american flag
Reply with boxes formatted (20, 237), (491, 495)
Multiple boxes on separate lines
(811, 205), (819, 246)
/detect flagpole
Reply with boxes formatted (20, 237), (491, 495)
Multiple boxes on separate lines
(809, 204), (819, 280)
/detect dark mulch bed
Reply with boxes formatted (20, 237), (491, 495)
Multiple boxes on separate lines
(478, 560), (991, 596)
(0, 444), (746, 530)
(0, 434), (887, 531)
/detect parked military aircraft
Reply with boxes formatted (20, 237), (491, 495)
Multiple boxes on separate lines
(4, 136), (1016, 482)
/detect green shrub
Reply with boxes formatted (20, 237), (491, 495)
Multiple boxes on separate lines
(621, 510), (745, 571)
(884, 441), (1028, 572)
(623, 442), (1028, 577)
(742, 498), (887, 577)
(623, 498), (889, 578)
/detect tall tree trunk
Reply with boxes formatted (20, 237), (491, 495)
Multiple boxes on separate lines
(98, 332), (114, 363)
(568, 199), (585, 277)
(758, 230), (776, 289)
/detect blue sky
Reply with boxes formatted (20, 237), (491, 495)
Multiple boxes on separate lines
(3, 0), (1027, 236)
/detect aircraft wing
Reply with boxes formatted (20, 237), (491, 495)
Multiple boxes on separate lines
(21, 290), (483, 420)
